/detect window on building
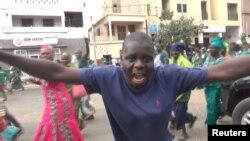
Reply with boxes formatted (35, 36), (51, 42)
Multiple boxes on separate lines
(128, 25), (136, 33)
(21, 18), (33, 27)
(107, 25), (115, 36)
(182, 4), (187, 13)
(147, 4), (151, 15)
(177, 4), (187, 13)
(162, 0), (170, 12)
(228, 3), (238, 21)
(177, 4), (182, 12)
(117, 26), (126, 40)
(201, 1), (208, 20)
(112, 0), (121, 13)
(96, 28), (101, 36)
(113, 4), (121, 13)
(14, 50), (28, 57)
(203, 33), (209, 36)
(28, 49), (40, 58)
(43, 19), (54, 27)
(65, 12), (83, 27)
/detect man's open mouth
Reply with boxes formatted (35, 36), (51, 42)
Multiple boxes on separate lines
(132, 73), (146, 85)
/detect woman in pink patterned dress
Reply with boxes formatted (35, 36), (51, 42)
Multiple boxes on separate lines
(32, 45), (85, 141)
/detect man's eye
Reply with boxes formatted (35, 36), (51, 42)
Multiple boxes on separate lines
(143, 57), (152, 62)
(128, 57), (136, 62)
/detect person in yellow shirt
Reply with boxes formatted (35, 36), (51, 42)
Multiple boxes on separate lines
(169, 42), (197, 140)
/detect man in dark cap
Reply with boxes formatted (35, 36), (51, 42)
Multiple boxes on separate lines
(169, 42), (197, 140)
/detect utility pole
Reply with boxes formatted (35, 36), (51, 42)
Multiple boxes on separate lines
(154, 0), (159, 35)
(82, 0), (90, 58)
(90, 16), (97, 65)
(146, 4), (150, 35)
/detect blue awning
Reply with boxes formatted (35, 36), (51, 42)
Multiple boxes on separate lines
(149, 25), (160, 33)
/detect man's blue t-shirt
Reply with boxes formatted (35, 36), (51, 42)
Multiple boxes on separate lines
(80, 65), (207, 141)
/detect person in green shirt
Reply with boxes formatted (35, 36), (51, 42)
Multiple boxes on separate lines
(74, 50), (88, 68)
(0, 66), (23, 140)
(238, 42), (250, 56)
(0, 67), (7, 89)
(102, 56), (108, 65)
(154, 43), (169, 67)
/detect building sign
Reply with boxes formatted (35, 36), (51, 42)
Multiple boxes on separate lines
(150, 25), (160, 33)
(203, 26), (226, 33)
(13, 37), (58, 47)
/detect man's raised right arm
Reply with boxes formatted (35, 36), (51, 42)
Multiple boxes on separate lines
(0, 50), (82, 84)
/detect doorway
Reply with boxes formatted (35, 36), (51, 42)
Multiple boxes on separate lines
(117, 26), (126, 40)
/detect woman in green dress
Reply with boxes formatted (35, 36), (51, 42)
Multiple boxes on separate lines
(203, 37), (225, 125)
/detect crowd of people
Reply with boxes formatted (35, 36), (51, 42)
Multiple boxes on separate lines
(0, 32), (250, 141)
(0, 67), (23, 140)
(153, 35), (250, 140)
(0, 46), (96, 141)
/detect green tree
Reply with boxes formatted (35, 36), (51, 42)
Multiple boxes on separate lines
(155, 10), (203, 49)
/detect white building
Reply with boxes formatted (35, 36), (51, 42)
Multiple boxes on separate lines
(0, 0), (88, 63)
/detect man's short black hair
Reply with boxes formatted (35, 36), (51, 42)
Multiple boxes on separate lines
(122, 32), (154, 51)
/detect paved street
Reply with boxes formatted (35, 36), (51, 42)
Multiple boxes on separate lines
(5, 87), (231, 141)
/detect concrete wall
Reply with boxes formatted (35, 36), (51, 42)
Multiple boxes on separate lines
(143, 0), (242, 29)
(210, 0), (242, 23)
(89, 41), (123, 60)
(223, 26), (241, 42)
(12, 16), (62, 27)
(103, 0), (144, 15)
(58, 38), (87, 55)
(242, 14), (250, 35)
(242, 0), (250, 35)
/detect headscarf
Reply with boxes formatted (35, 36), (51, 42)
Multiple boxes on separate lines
(170, 42), (186, 52)
(40, 44), (53, 51)
(210, 36), (225, 49)
(39, 44), (54, 60)
(61, 52), (71, 59)
(61, 52), (72, 67)
(236, 39), (243, 46)
(246, 37), (250, 44)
